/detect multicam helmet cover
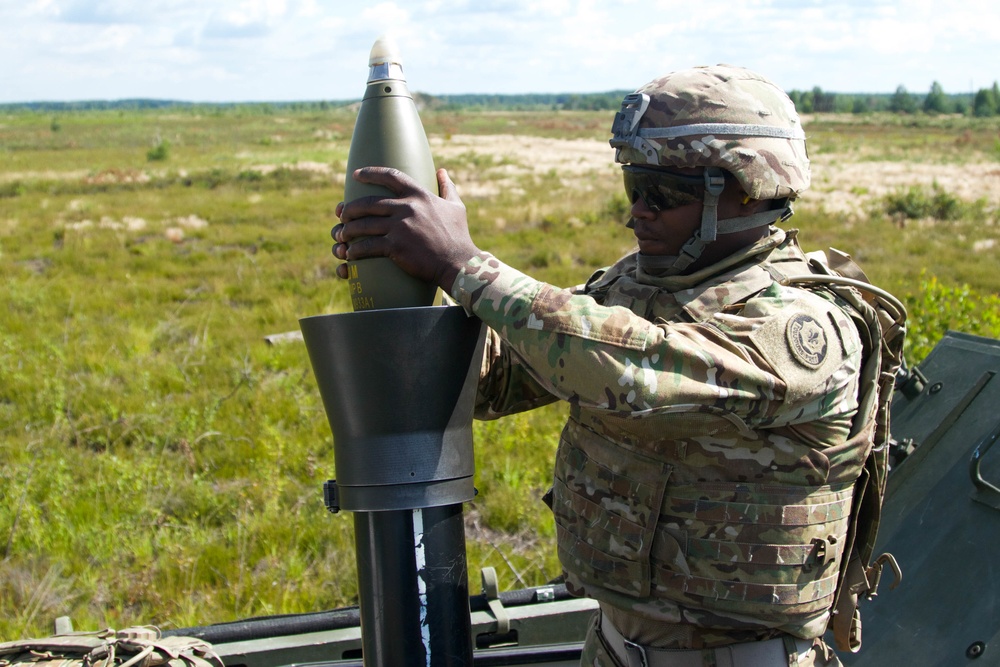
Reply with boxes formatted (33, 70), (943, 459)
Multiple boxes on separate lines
(611, 64), (810, 201)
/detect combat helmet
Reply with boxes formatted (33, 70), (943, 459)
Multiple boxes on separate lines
(610, 64), (810, 273)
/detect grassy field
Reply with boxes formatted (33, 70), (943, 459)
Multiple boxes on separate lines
(1, 106), (999, 641)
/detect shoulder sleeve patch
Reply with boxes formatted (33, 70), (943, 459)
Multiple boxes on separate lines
(748, 292), (852, 405)
(786, 313), (828, 368)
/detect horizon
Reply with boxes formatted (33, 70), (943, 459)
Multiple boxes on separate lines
(0, 85), (982, 108)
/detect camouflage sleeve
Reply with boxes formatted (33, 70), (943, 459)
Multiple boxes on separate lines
(451, 253), (861, 426)
(474, 326), (560, 419)
(471, 271), (596, 420)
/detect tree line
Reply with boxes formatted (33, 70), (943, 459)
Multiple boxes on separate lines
(4, 82), (1000, 116)
(430, 83), (1000, 116)
(787, 81), (1000, 116)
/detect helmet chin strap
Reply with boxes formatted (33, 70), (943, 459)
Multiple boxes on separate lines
(637, 167), (792, 276)
(663, 168), (726, 274)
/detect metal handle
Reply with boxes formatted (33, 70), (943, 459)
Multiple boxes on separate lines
(970, 421), (1000, 509)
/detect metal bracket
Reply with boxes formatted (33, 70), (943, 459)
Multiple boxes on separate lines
(323, 480), (340, 514)
(609, 93), (659, 164)
(899, 366), (928, 400)
(971, 421), (1000, 510)
(481, 567), (511, 635)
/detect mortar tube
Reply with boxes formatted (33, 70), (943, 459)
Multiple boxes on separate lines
(300, 305), (482, 667)
(353, 505), (471, 666)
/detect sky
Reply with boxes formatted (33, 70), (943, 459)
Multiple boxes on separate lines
(2, 0), (999, 104)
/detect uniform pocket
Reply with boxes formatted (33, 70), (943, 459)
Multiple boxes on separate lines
(551, 419), (671, 598)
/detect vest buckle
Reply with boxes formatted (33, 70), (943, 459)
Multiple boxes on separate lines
(810, 535), (839, 569)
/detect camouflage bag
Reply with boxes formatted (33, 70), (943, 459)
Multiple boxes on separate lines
(0, 628), (221, 667)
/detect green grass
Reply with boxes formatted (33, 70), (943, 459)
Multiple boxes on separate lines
(1, 108), (999, 640)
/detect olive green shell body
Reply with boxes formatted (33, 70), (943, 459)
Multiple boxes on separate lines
(344, 77), (437, 311)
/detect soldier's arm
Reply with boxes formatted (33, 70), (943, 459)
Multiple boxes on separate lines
(474, 326), (560, 419)
(451, 253), (861, 426)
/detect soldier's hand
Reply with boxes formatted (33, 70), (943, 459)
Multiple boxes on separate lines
(332, 167), (480, 290)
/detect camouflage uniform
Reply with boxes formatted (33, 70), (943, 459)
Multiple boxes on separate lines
(446, 66), (897, 666)
(452, 225), (860, 664)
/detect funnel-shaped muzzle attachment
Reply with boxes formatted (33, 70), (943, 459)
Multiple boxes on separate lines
(300, 306), (485, 511)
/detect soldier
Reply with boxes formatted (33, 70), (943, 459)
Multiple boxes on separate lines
(332, 65), (903, 667)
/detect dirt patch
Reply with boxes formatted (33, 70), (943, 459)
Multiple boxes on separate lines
(63, 214), (207, 246)
(432, 134), (617, 175)
(802, 157), (1000, 221)
(249, 161), (334, 175)
(430, 134), (618, 198)
(431, 134), (1000, 219)
(83, 168), (150, 185)
(1, 169), (90, 183)
(6, 133), (997, 219)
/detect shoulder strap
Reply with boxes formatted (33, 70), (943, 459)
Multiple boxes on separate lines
(779, 248), (906, 653)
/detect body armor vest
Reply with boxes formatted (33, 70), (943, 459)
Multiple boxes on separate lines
(550, 231), (901, 639)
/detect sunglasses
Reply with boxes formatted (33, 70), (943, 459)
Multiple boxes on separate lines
(622, 165), (705, 213)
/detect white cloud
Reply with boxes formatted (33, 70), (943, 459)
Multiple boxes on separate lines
(25, 0), (61, 17)
(203, 0), (293, 39)
(2, 0), (998, 102)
